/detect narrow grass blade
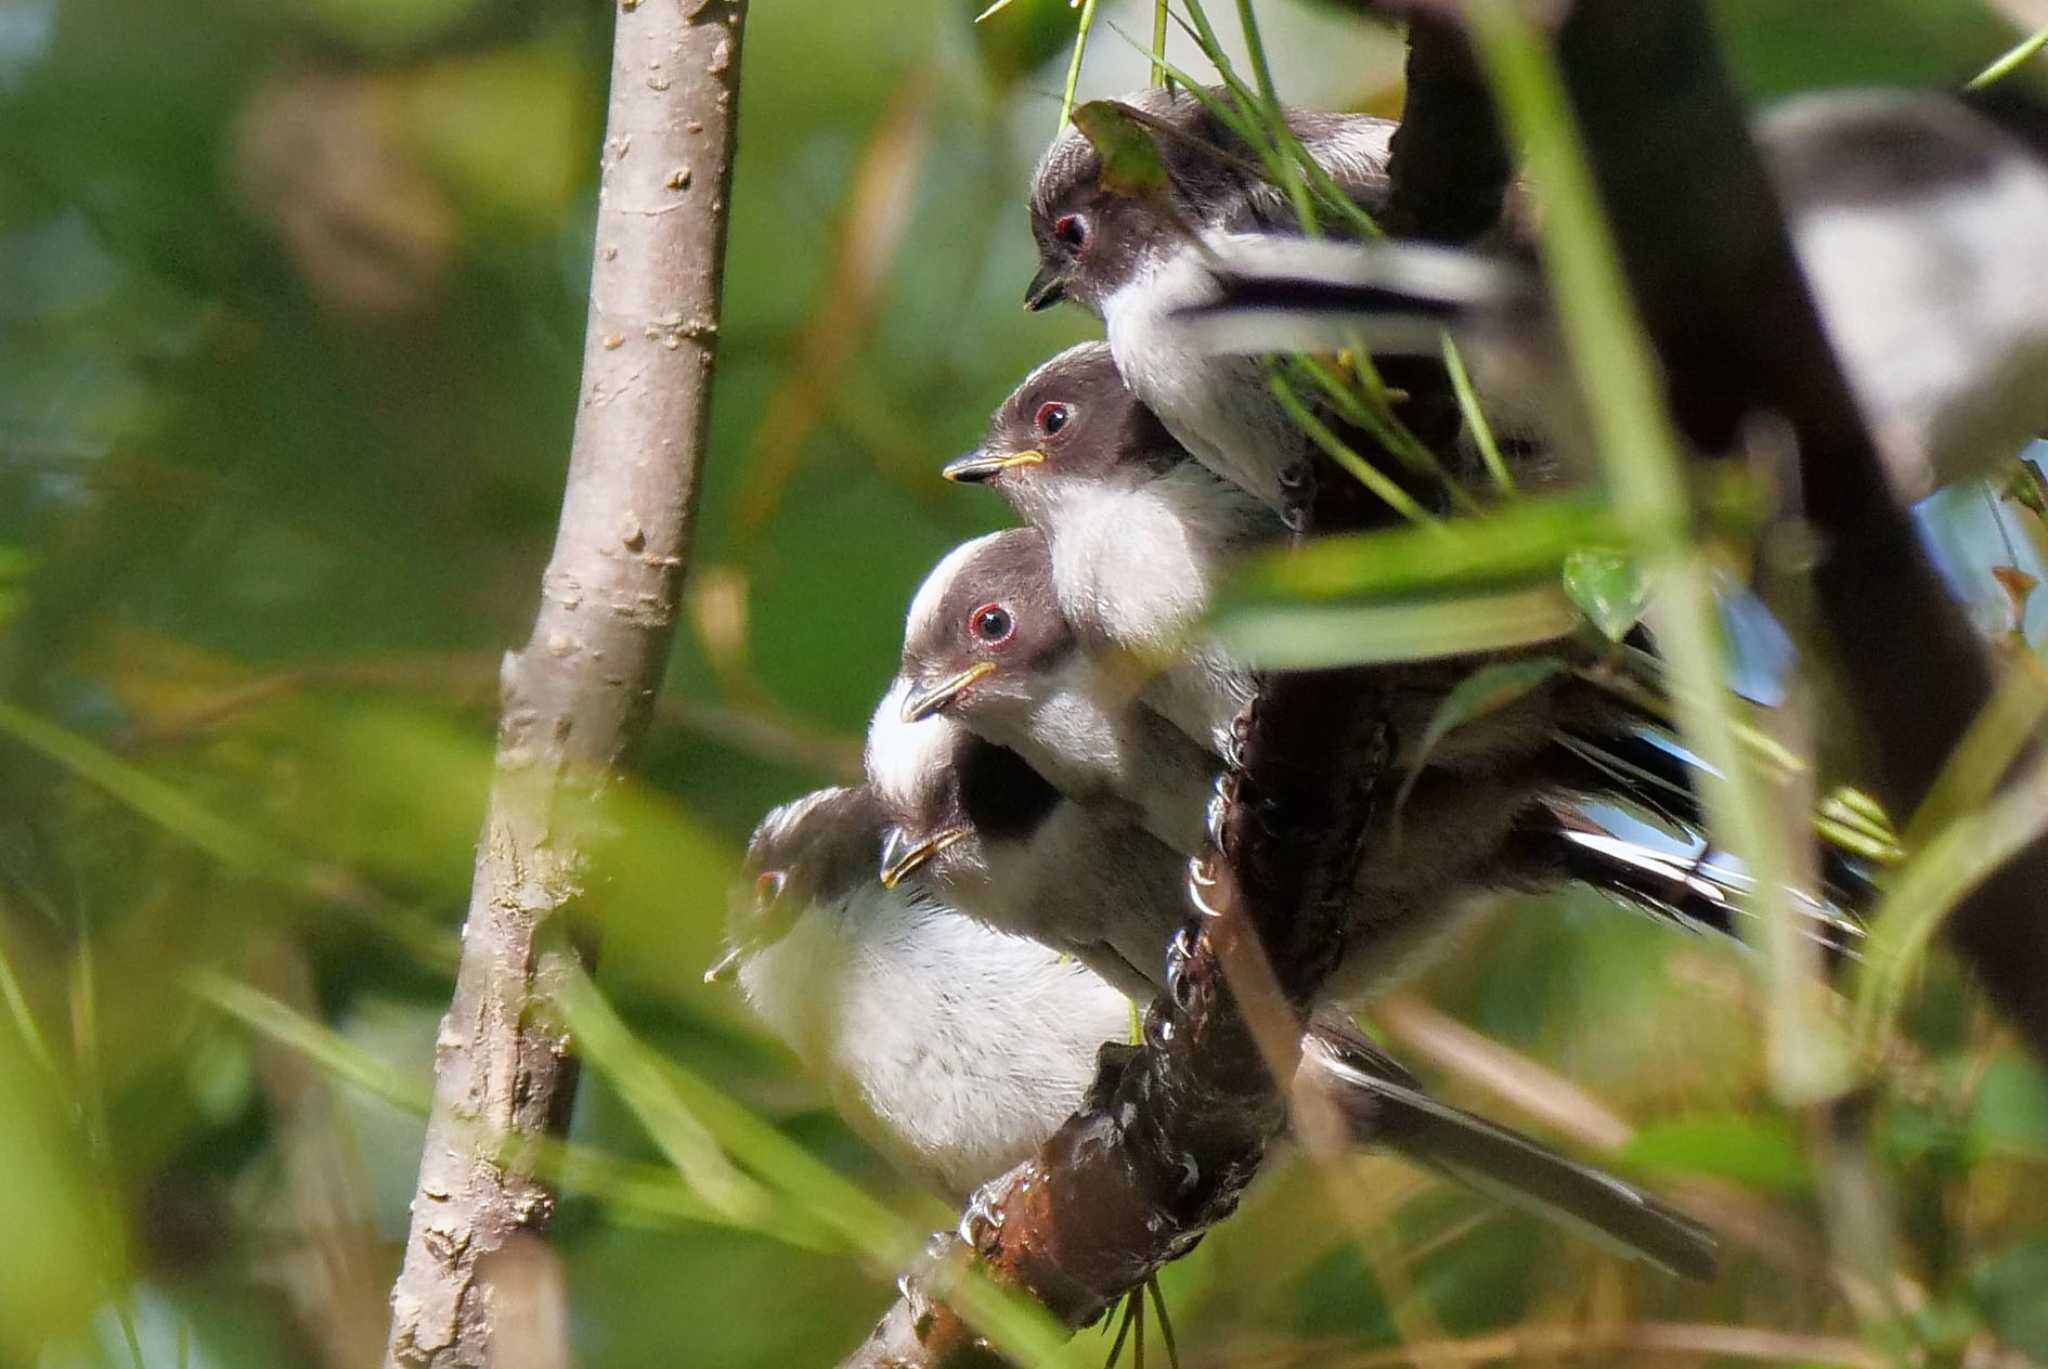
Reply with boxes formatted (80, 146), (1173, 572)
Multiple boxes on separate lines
(1967, 22), (2048, 89)
(0, 698), (293, 880)
(1059, 0), (1100, 129)
(1444, 336), (1515, 496)
(555, 965), (1080, 1367)
(555, 966), (826, 1245)
(1217, 585), (1581, 668)
(1464, 0), (1845, 1103)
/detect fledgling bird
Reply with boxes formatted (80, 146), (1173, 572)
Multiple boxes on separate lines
(942, 341), (1276, 752)
(869, 675), (1188, 997)
(1025, 87), (1406, 521)
(895, 523), (1677, 862)
(888, 532), (1867, 979)
(713, 783), (1131, 1198)
(719, 787), (1719, 1288)
(897, 529), (1220, 856)
(1158, 87), (2048, 502)
(859, 705), (1719, 1279)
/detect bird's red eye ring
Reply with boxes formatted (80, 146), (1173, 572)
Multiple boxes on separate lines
(967, 602), (1015, 646)
(754, 870), (787, 910)
(1053, 214), (1087, 250)
(1035, 402), (1071, 437)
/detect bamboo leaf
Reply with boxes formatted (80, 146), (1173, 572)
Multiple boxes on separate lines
(1070, 99), (1172, 201)
(1619, 1116), (1813, 1195)
(553, 965), (1082, 1367)
(1225, 495), (1626, 608)
(556, 966), (829, 1246)
(1396, 657), (1566, 816)
(1562, 547), (1647, 642)
(1215, 585), (1581, 669)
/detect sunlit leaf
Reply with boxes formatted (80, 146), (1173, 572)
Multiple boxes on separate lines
(554, 966), (831, 1248)
(1562, 547), (1646, 642)
(1070, 100), (1172, 202)
(1970, 1235), (2048, 1358)
(193, 970), (740, 1233)
(1619, 1116), (1813, 1195)
(1216, 585), (1582, 669)
(1969, 1053), (2048, 1162)
(0, 697), (297, 880)
(1397, 657), (1566, 816)
(1225, 496), (1626, 611)
(0, 1017), (112, 1360)
(555, 966), (1080, 1367)
(189, 969), (430, 1114)
(2002, 456), (2048, 519)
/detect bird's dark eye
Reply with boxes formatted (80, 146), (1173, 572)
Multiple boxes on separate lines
(1053, 214), (1087, 251)
(754, 869), (787, 911)
(967, 602), (1015, 646)
(1035, 402), (1070, 437)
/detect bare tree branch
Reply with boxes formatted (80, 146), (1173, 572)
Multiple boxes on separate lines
(381, 2), (747, 1363)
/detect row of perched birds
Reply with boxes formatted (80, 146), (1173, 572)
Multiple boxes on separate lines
(709, 81), (2048, 1286)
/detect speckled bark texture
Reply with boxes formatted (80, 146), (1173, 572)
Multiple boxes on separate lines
(381, 2), (746, 1364)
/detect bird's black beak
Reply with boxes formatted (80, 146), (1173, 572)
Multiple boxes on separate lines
(879, 824), (971, 887)
(900, 662), (995, 721)
(1024, 263), (1068, 311)
(941, 448), (1045, 483)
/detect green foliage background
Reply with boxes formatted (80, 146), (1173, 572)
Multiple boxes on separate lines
(2, 0), (2047, 1364)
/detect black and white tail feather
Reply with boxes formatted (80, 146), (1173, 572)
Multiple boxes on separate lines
(1304, 1021), (1719, 1282)
(1171, 233), (1533, 359)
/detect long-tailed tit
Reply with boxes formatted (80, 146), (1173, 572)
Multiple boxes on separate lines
(942, 341), (1274, 754)
(1163, 88), (2048, 502)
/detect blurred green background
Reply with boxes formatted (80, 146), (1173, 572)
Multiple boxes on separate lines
(4, 0), (2048, 1364)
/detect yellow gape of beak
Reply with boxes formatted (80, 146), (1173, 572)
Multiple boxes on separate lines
(900, 660), (996, 722)
(878, 825), (973, 888)
(941, 449), (1046, 483)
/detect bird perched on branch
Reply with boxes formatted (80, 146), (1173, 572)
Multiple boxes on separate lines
(819, 711), (1724, 1278)
(942, 341), (1273, 754)
(1152, 87), (2048, 504)
(889, 526), (1866, 973)
(1025, 87), (1411, 526)
(896, 531), (1219, 856)
(710, 783), (1131, 1198)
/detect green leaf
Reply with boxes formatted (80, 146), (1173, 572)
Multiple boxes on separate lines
(1970, 1053), (2048, 1161)
(189, 970), (430, 1114)
(189, 971), (758, 1234)
(556, 966), (833, 1249)
(1397, 658), (1567, 817)
(0, 697), (299, 881)
(1967, 21), (2048, 89)
(0, 1012), (121, 1361)
(1618, 1115), (1813, 1195)
(1070, 100), (1172, 202)
(1561, 547), (1647, 641)
(1225, 495), (1626, 608)
(1215, 585), (1582, 670)
(554, 965), (1083, 1367)
(1969, 1235), (2048, 1358)
(2002, 456), (2048, 519)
